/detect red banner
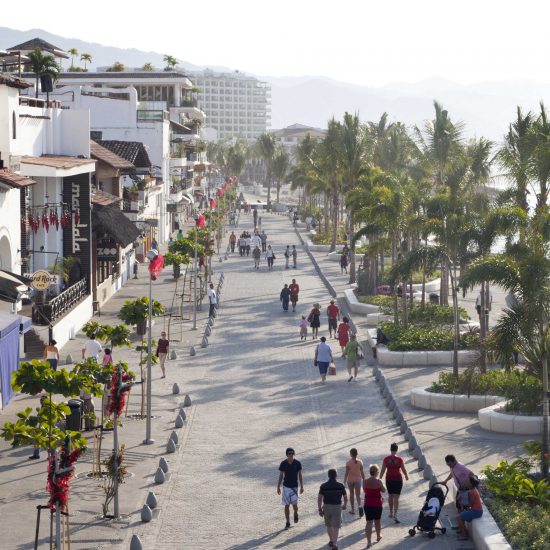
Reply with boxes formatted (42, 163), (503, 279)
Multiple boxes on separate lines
(148, 254), (164, 281)
(210, 198), (217, 209)
(196, 213), (205, 228)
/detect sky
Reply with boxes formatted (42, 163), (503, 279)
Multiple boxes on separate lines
(3, 0), (550, 87)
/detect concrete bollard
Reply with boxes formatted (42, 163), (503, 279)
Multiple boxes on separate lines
(183, 394), (192, 407)
(205, 325), (211, 336)
(400, 420), (408, 434)
(154, 467), (166, 484)
(159, 457), (169, 473)
(408, 436), (417, 451)
(141, 504), (153, 522)
(65, 354), (73, 365)
(146, 491), (158, 509)
(172, 383), (180, 395)
(166, 439), (176, 454)
(423, 464), (434, 480)
(170, 350), (177, 360)
(178, 408), (187, 420)
(201, 336), (208, 348)
(190, 346), (196, 356)
(404, 427), (412, 441)
(212, 308), (217, 318)
(413, 446), (423, 459)
(385, 392), (393, 404)
(170, 430), (178, 444)
(389, 400), (396, 411)
(393, 407), (401, 420)
(430, 474), (439, 487)
(418, 454), (427, 469)
(208, 317), (214, 327)
(224, 253), (228, 260)
(130, 535), (143, 550)
(175, 414), (184, 428)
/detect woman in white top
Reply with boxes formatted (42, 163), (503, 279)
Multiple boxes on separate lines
(43, 339), (60, 370)
(266, 245), (275, 270)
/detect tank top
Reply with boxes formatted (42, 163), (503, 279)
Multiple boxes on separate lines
(383, 455), (403, 481)
(346, 458), (363, 483)
(46, 349), (57, 359)
(364, 483), (383, 507)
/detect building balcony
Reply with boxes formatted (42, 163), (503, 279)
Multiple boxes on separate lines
(170, 105), (206, 122)
(170, 157), (187, 169)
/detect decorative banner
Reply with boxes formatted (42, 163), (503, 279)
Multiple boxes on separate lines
(210, 198), (217, 209)
(195, 213), (205, 228)
(148, 254), (164, 281)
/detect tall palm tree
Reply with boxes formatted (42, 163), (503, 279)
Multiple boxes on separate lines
(163, 55), (177, 71)
(68, 47), (78, 70)
(27, 48), (60, 98)
(256, 133), (277, 208)
(80, 53), (92, 71)
(272, 146), (289, 204)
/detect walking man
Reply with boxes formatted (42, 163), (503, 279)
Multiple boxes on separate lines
(284, 245), (291, 269)
(277, 448), (304, 529)
(260, 230), (267, 252)
(229, 231), (236, 253)
(82, 333), (102, 362)
(156, 331), (169, 378)
(253, 245), (261, 269)
(207, 283), (217, 317)
(289, 279), (300, 312)
(327, 300), (340, 339)
(239, 234), (246, 256)
(280, 283), (291, 311)
(318, 469), (347, 550)
(292, 245), (297, 268)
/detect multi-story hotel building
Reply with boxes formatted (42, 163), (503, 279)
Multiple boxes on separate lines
(188, 69), (271, 142)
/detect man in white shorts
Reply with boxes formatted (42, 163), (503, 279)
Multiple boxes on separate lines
(277, 447), (304, 529)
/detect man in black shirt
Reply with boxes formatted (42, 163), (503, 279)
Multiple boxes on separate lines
(318, 469), (347, 550)
(277, 447), (304, 529)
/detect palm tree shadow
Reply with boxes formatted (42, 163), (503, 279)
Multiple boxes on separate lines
(225, 528), (284, 549)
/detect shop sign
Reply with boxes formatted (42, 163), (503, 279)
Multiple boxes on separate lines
(24, 270), (58, 291)
(97, 239), (118, 261)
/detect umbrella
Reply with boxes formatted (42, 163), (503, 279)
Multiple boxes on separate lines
(0, 270), (31, 303)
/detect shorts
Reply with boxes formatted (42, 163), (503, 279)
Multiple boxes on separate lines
(460, 509), (483, 522)
(364, 506), (382, 521)
(347, 358), (359, 370)
(347, 479), (362, 490)
(386, 479), (403, 495)
(317, 361), (329, 375)
(323, 504), (342, 528)
(328, 318), (338, 331)
(282, 486), (299, 506)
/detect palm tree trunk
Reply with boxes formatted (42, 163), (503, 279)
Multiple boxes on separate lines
(330, 188), (338, 252)
(348, 209), (356, 283)
(479, 281), (487, 373)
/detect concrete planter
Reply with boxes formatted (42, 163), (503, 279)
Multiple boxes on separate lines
(327, 251), (363, 262)
(410, 387), (505, 413)
(478, 402), (544, 435)
(304, 238), (332, 252)
(343, 289), (380, 314)
(366, 313), (392, 325)
(376, 347), (479, 367)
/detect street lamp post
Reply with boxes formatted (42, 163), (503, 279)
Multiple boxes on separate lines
(192, 215), (198, 330)
(542, 321), (549, 479)
(143, 248), (158, 445)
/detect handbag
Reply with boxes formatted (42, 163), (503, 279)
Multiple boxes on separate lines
(328, 363), (337, 376)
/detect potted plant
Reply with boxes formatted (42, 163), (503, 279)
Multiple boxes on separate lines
(163, 252), (188, 279)
(118, 297), (164, 336)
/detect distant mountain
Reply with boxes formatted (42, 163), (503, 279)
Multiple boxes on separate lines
(2, 27), (549, 142)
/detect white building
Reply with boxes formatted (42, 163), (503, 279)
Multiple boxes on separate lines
(187, 69), (271, 141)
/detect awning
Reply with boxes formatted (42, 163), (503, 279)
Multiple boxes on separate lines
(181, 192), (194, 204)
(0, 271), (31, 304)
(92, 204), (141, 247)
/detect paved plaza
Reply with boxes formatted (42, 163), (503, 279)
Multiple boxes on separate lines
(0, 211), (521, 549)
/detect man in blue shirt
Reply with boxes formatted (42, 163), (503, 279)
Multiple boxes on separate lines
(277, 447), (304, 529)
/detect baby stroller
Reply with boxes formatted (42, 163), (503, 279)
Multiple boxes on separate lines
(409, 482), (448, 539)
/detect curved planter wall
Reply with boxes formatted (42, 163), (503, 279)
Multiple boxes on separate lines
(478, 402), (543, 435)
(410, 387), (505, 413)
(343, 289), (381, 314)
(376, 347), (479, 367)
(304, 238), (332, 253)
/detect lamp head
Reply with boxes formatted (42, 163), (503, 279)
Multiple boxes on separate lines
(146, 249), (159, 262)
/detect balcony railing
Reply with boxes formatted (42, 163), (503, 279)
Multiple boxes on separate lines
(48, 279), (88, 322)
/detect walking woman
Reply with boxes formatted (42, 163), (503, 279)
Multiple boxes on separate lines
(340, 252), (348, 274)
(266, 244), (275, 270)
(343, 448), (365, 516)
(337, 316), (351, 354)
(343, 333), (363, 382)
(43, 339), (59, 370)
(379, 442), (409, 523)
(308, 303), (321, 339)
(363, 464), (385, 548)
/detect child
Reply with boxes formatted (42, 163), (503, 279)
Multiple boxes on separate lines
(299, 316), (308, 340)
(102, 348), (113, 366)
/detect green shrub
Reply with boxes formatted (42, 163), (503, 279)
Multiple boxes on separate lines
(379, 321), (480, 351)
(358, 295), (393, 309)
(311, 232), (346, 245)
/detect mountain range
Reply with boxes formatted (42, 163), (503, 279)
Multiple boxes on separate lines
(2, 26), (549, 142)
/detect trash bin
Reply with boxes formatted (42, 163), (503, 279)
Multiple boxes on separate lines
(66, 399), (83, 431)
(429, 293), (439, 304)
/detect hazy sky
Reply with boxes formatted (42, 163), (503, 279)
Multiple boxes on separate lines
(3, 0), (549, 87)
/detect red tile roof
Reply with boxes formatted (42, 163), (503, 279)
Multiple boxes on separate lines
(0, 169), (36, 188)
(91, 141), (134, 170)
(21, 155), (96, 169)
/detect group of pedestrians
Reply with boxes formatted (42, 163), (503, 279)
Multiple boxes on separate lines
(277, 444), (409, 549)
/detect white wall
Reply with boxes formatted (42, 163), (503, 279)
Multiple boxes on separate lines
(0, 187), (21, 273)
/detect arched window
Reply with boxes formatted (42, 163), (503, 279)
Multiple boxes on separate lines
(12, 110), (16, 139)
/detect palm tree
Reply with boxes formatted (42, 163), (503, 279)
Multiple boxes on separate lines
(256, 133), (277, 208)
(107, 61), (125, 72)
(272, 146), (289, 203)
(27, 48), (60, 98)
(68, 47), (79, 70)
(227, 140), (247, 179)
(80, 53), (92, 71)
(163, 55), (177, 71)
(141, 62), (154, 71)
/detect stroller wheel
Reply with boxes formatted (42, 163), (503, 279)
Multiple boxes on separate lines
(441, 528), (447, 534)
(428, 532), (436, 539)
(409, 529), (416, 537)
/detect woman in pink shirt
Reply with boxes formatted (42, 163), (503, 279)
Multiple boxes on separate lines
(343, 448), (365, 516)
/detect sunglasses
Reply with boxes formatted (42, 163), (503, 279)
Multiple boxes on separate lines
(287, 452), (294, 456)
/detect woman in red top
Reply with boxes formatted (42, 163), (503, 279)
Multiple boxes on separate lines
(363, 464), (385, 548)
(379, 442), (409, 523)
(337, 317), (350, 355)
(456, 475), (483, 541)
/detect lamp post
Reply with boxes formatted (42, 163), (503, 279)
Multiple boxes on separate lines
(143, 248), (158, 445)
(192, 213), (199, 330)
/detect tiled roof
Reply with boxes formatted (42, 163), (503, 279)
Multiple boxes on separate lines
(0, 72), (33, 89)
(57, 71), (190, 79)
(21, 155), (96, 169)
(92, 204), (141, 247)
(0, 169), (36, 188)
(91, 188), (122, 206)
(95, 140), (152, 169)
(91, 141), (134, 170)
(7, 38), (69, 58)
